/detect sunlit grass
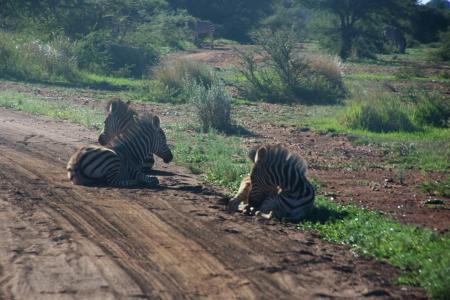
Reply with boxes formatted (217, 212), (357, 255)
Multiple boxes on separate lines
(299, 197), (450, 299)
(0, 90), (104, 129)
(1, 89), (449, 298)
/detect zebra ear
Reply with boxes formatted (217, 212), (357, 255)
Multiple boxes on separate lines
(248, 147), (258, 162)
(152, 116), (160, 128)
(254, 146), (267, 163)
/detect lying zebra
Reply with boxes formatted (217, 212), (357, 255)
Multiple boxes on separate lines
(227, 144), (315, 222)
(98, 99), (156, 172)
(67, 113), (173, 187)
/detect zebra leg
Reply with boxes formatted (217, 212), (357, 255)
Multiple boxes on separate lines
(142, 154), (155, 173)
(137, 173), (159, 187)
(254, 196), (277, 220)
(227, 175), (251, 212)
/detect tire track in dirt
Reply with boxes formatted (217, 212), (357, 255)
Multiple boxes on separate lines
(0, 108), (426, 299)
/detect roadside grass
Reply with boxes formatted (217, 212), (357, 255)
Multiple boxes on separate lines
(1, 88), (449, 298)
(235, 96), (449, 172)
(0, 90), (104, 129)
(168, 123), (250, 191)
(299, 197), (450, 299)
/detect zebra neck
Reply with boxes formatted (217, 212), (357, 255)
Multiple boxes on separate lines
(113, 126), (153, 163)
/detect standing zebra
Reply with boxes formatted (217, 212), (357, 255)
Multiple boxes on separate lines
(384, 26), (406, 54)
(189, 19), (215, 49)
(98, 99), (155, 172)
(227, 144), (315, 221)
(67, 113), (173, 187)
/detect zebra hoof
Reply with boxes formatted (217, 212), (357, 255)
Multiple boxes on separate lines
(145, 176), (159, 187)
(226, 198), (241, 212)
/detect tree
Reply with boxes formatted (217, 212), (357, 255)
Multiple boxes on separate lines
(167, 0), (274, 42)
(302, 0), (416, 59)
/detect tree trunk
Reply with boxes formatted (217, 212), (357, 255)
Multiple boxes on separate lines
(340, 28), (353, 60)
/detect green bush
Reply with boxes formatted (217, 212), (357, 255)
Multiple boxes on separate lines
(414, 93), (450, 128)
(237, 29), (346, 104)
(0, 31), (80, 82)
(345, 94), (418, 132)
(185, 77), (232, 133)
(434, 30), (450, 61)
(152, 60), (214, 101)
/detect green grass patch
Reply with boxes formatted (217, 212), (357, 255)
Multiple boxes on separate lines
(421, 176), (450, 198)
(299, 197), (450, 299)
(0, 90), (104, 129)
(168, 124), (249, 191)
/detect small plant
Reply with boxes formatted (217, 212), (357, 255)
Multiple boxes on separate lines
(186, 77), (233, 133)
(0, 31), (80, 83)
(421, 177), (450, 198)
(344, 93), (417, 133)
(152, 59), (214, 100)
(434, 30), (450, 61)
(395, 65), (426, 79)
(236, 29), (346, 104)
(414, 93), (450, 128)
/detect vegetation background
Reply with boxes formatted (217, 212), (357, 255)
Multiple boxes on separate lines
(1, 0), (450, 298)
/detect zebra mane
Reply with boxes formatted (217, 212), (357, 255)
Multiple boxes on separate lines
(106, 98), (136, 115)
(251, 144), (308, 174)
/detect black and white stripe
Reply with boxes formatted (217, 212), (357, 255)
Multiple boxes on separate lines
(98, 99), (155, 171)
(190, 20), (215, 49)
(67, 113), (173, 187)
(246, 144), (315, 221)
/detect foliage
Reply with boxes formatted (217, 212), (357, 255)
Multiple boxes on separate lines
(413, 92), (450, 128)
(0, 31), (80, 83)
(168, 0), (274, 42)
(185, 77), (232, 133)
(304, 0), (416, 59)
(152, 59), (214, 100)
(345, 89), (450, 133)
(344, 95), (417, 133)
(434, 30), (450, 61)
(421, 176), (450, 198)
(237, 29), (346, 104)
(299, 196), (450, 299)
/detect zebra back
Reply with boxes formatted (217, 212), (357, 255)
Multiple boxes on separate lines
(248, 144), (314, 221)
(189, 19), (215, 49)
(110, 113), (173, 165)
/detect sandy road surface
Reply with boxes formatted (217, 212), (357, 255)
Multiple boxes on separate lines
(0, 108), (426, 299)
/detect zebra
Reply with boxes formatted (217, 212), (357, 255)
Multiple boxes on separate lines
(188, 19), (215, 49)
(98, 99), (156, 172)
(67, 113), (173, 187)
(227, 144), (315, 222)
(384, 26), (406, 54)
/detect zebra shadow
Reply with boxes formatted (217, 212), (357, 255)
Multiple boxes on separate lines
(300, 205), (349, 224)
(144, 169), (177, 177)
(224, 125), (259, 137)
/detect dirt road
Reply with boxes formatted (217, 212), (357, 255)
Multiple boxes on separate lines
(0, 108), (426, 299)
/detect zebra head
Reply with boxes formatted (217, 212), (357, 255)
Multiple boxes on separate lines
(139, 114), (173, 164)
(98, 99), (136, 146)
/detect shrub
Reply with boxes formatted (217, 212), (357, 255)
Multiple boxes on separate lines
(152, 60), (214, 100)
(345, 94), (418, 132)
(186, 77), (232, 133)
(434, 30), (450, 61)
(0, 31), (80, 82)
(237, 29), (346, 104)
(414, 93), (450, 128)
